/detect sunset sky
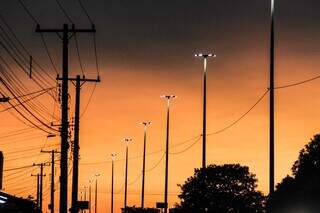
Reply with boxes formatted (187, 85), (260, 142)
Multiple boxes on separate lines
(1, 0), (320, 212)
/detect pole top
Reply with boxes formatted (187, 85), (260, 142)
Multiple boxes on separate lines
(123, 138), (133, 146)
(139, 121), (152, 126)
(160, 95), (177, 100)
(194, 53), (216, 58)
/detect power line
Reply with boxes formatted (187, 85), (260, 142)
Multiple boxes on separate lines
(93, 33), (100, 76)
(55, 0), (74, 24)
(17, 0), (40, 24)
(12, 87), (55, 100)
(169, 136), (202, 155)
(145, 152), (165, 172)
(0, 88), (55, 113)
(39, 33), (59, 75)
(74, 33), (85, 76)
(4, 165), (34, 172)
(0, 75), (58, 133)
(77, 0), (94, 25)
(0, 12), (56, 83)
(207, 89), (269, 136)
(275, 74), (320, 89)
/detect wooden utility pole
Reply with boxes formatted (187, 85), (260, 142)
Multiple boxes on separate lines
(35, 24), (96, 213)
(41, 149), (60, 213)
(32, 163), (49, 212)
(65, 75), (100, 213)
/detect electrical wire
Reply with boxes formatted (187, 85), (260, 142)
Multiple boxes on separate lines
(0, 75), (58, 133)
(74, 33), (85, 76)
(169, 136), (202, 155)
(17, 0), (40, 24)
(4, 165), (34, 172)
(275, 74), (320, 89)
(145, 152), (165, 172)
(0, 12), (56, 81)
(77, 0), (94, 25)
(0, 88), (55, 113)
(55, 0), (74, 24)
(40, 33), (59, 75)
(207, 88), (269, 136)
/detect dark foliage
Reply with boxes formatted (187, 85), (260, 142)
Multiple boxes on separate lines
(172, 164), (265, 213)
(122, 206), (160, 213)
(268, 134), (320, 213)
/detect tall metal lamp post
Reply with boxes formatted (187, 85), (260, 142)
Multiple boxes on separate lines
(123, 138), (133, 213)
(161, 95), (176, 213)
(139, 121), (152, 209)
(194, 53), (216, 168)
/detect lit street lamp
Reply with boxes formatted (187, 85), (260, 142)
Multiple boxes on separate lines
(123, 138), (133, 213)
(139, 121), (152, 209)
(161, 95), (176, 213)
(195, 53), (216, 168)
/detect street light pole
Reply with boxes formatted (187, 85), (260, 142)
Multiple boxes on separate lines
(89, 180), (92, 213)
(111, 154), (117, 213)
(94, 174), (100, 213)
(195, 53), (216, 169)
(83, 186), (87, 213)
(140, 121), (151, 209)
(269, 0), (275, 195)
(161, 95), (176, 213)
(123, 138), (133, 213)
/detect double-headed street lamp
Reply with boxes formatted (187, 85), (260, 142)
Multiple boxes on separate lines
(123, 137), (133, 212)
(195, 53), (216, 169)
(110, 153), (117, 213)
(139, 121), (152, 209)
(161, 95), (176, 213)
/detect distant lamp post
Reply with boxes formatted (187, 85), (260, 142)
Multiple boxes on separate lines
(111, 153), (117, 213)
(139, 121), (152, 209)
(160, 95), (176, 213)
(94, 174), (101, 213)
(194, 52), (216, 169)
(123, 138), (133, 213)
(88, 179), (93, 213)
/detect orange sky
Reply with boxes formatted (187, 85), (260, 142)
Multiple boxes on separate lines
(2, 0), (320, 212)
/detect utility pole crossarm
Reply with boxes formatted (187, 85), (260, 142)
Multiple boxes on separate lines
(56, 75), (101, 83)
(36, 24), (96, 33)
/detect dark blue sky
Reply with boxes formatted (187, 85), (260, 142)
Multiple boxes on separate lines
(1, 0), (320, 78)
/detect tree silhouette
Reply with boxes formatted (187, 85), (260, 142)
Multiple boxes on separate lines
(268, 134), (320, 213)
(172, 164), (265, 213)
(122, 206), (160, 213)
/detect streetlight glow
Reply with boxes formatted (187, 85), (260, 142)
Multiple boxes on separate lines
(194, 53), (216, 58)
(160, 95), (177, 99)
